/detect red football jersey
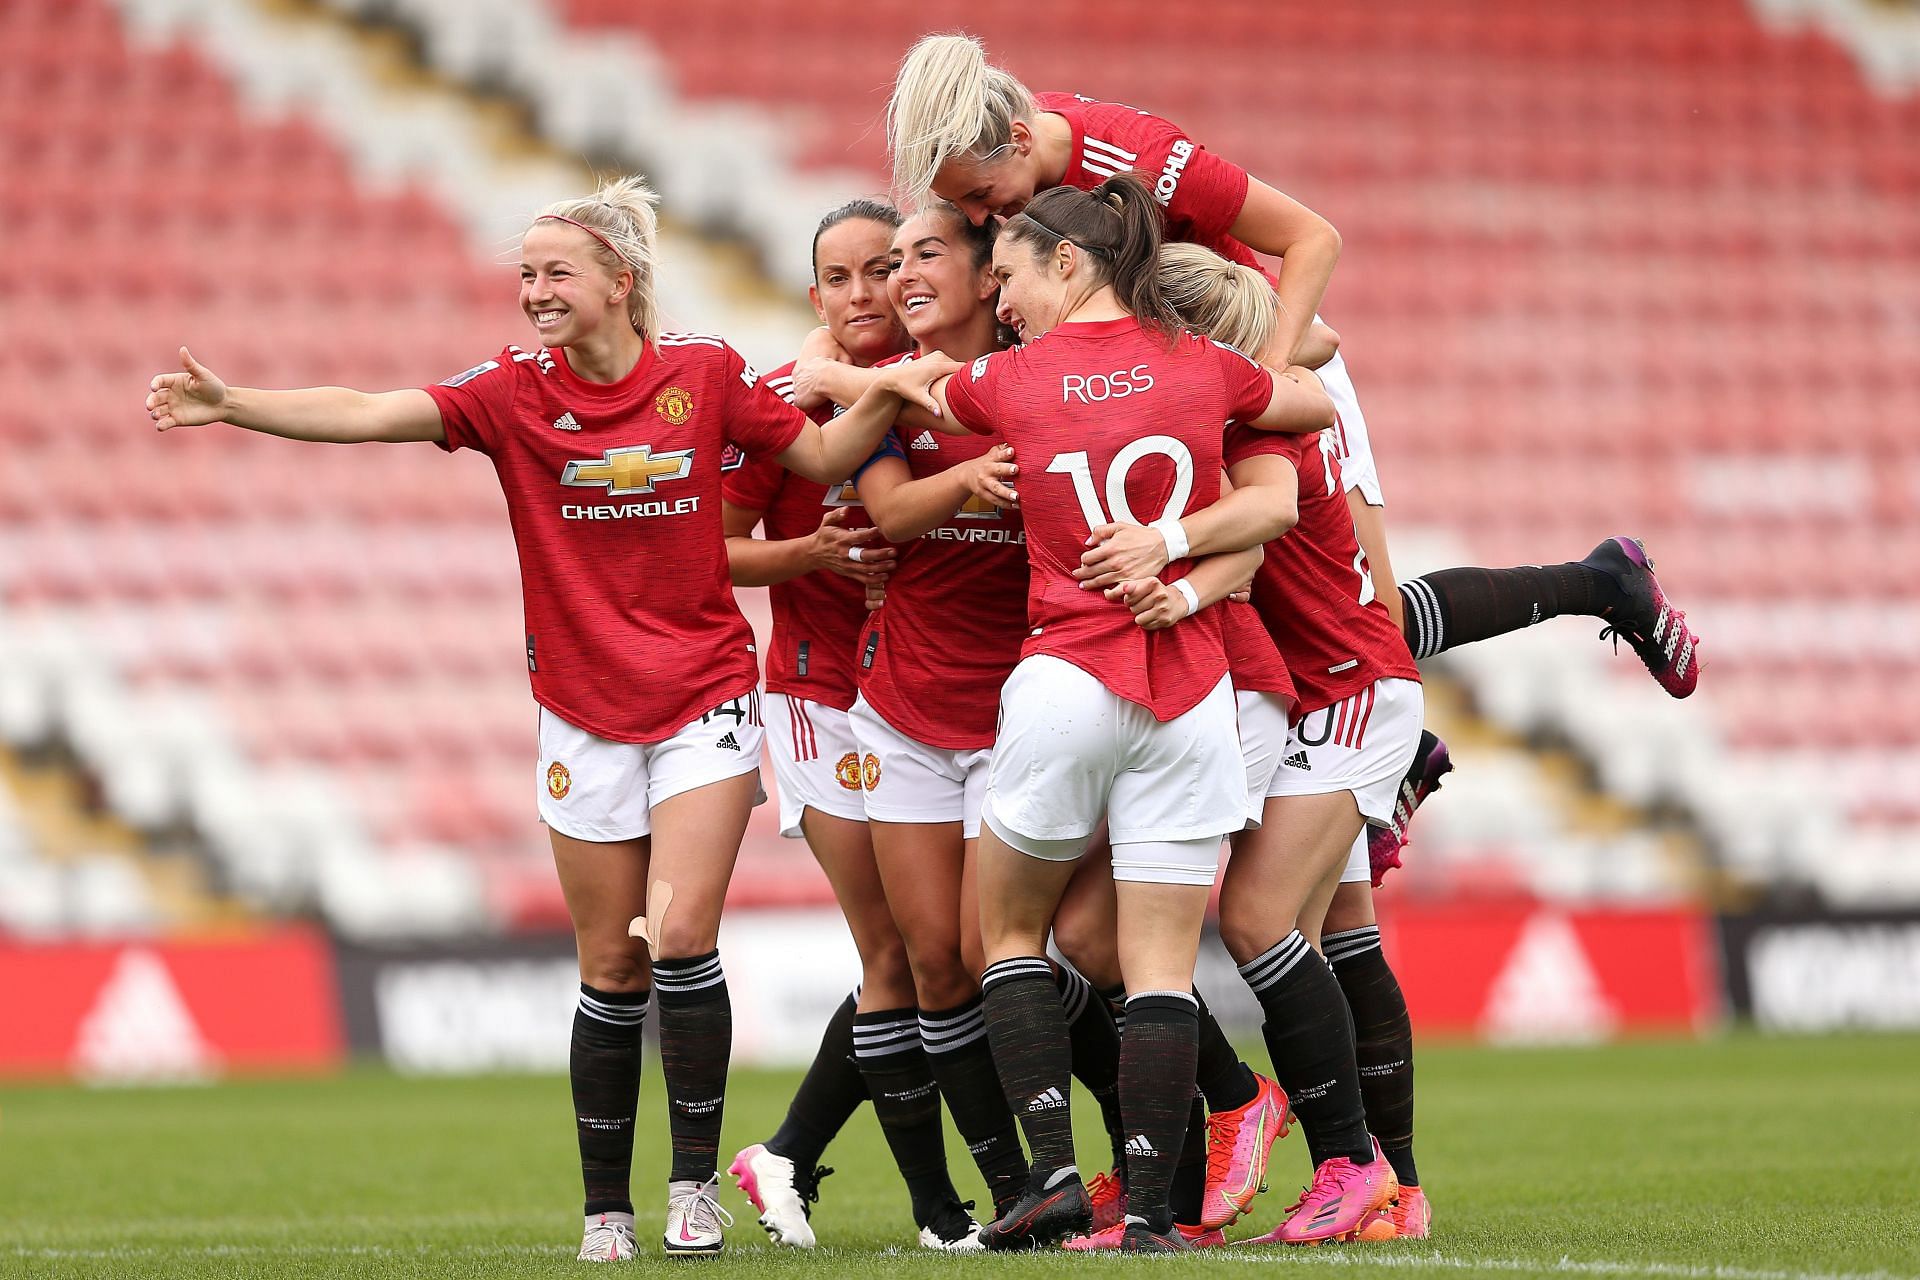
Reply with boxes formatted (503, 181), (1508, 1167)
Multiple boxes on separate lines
(1038, 91), (1272, 283)
(854, 353), (1029, 750)
(427, 337), (805, 744)
(722, 360), (877, 711)
(1225, 600), (1295, 703)
(1223, 425), (1421, 714)
(945, 318), (1272, 721)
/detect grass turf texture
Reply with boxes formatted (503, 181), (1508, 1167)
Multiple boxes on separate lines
(3, 1035), (1916, 1279)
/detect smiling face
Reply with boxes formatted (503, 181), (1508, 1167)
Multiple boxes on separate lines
(886, 210), (998, 345)
(929, 125), (1046, 225)
(991, 229), (1074, 342)
(809, 217), (908, 365)
(519, 221), (630, 347)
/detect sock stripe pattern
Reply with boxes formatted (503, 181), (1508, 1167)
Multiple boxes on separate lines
(918, 1002), (989, 1056)
(1053, 963), (1093, 1023)
(852, 1013), (922, 1057)
(981, 955), (1053, 991)
(579, 987), (648, 1026)
(651, 951), (726, 997)
(1401, 578), (1445, 659)
(1238, 930), (1315, 994)
(1323, 924), (1383, 966)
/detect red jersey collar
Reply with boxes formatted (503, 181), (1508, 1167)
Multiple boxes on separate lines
(547, 339), (658, 402)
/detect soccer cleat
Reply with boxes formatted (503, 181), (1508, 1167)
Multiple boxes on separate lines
(918, 1198), (985, 1252)
(1086, 1167), (1126, 1233)
(1061, 1222), (1127, 1252)
(980, 1168), (1092, 1251)
(1178, 1223), (1226, 1248)
(727, 1143), (822, 1248)
(663, 1174), (734, 1255)
(1369, 731), (1453, 886)
(1200, 1071), (1291, 1228)
(1238, 1139), (1397, 1246)
(1390, 1184), (1432, 1239)
(1584, 536), (1701, 698)
(1119, 1220), (1194, 1253)
(577, 1210), (638, 1262)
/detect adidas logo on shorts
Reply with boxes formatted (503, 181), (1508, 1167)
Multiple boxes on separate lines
(716, 732), (741, 751)
(551, 411), (581, 431)
(910, 430), (939, 451)
(1027, 1086), (1068, 1113)
(1283, 750), (1312, 771)
(1124, 1134), (1158, 1158)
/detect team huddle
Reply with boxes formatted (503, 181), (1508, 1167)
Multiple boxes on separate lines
(144, 33), (1702, 1260)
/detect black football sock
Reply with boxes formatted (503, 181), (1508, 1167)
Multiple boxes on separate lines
(1169, 1092), (1207, 1229)
(1117, 992), (1199, 1235)
(766, 990), (865, 1171)
(1238, 931), (1373, 1166)
(1194, 989), (1258, 1113)
(1096, 981), (1128, 1034)
(571, 983), (647, 1215)
(1326, 926), (1418, 1187)
(853, 1006), (961, 1226)
(920, 994), (1029, 1214)
(980, 957), (1076, 1182)
(1056, 964), (1126, 1171)
(1400, 561), (1625, 659)
(651, 950), (731, 1184)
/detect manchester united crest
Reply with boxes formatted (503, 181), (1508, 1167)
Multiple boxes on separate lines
(862, 753), (882, 791)
(546, 761), (572, 800)
(835, 752), (863, 792)
(654, 386), (693, 425)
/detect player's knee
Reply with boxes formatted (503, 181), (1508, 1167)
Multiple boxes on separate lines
(1216, 904), (1271, 968)
(579, 945), (652, 993)
(860, 940), (917, 1008)
(649, 915), (720, 961)
(1052, 919), (1119, 988)
(1322, 883), (1373, 934)
(909, 952), (979, 1011)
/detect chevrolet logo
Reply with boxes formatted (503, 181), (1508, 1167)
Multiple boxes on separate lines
(560, 445), (694, 496)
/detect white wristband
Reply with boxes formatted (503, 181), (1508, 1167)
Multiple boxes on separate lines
(1170, 579), (1201, 617)
(1152, 517), (1190, 562)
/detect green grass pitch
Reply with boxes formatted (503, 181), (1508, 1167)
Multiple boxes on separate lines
(4, 1034), (1917, 1278)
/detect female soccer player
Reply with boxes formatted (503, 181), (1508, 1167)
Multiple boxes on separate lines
(863, 175), (1334, 1253)
(885, 32), (1701, 706)
(721, 200), (983, 1252)
(1155, 242), (1429, 1240)
(143, 176), (950, 1262)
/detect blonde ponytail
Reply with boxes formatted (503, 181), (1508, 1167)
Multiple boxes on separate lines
(534, 174), (662, 346)
(886, 33), (1036, 208)
(1156, 242), (1280, 358)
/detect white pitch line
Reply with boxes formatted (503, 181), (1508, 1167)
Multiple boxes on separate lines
(1210, 1249), (1914, 1280)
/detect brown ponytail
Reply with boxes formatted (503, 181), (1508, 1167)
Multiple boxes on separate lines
(1003, 173), (1178, 341)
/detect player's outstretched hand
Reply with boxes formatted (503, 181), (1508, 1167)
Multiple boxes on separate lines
(963, 444), (1019, 510)
(1105, 578), (1190, 630)
(809, 507), (897, 584)
(791, 328), (854, 410)
(1076, 521), (1171, 590)
(145, 347), (229, 431)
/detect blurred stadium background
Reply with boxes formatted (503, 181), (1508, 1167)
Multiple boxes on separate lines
(2, 0), (1918, 1085)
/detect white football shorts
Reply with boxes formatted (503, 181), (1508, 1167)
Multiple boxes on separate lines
(536, 694), (766, 842)
(763, 693), (869, 837)
(1236, 688), (1293, 831)
(984, 655), (1245, 878)
(1263, 677), (1423, 827)
(847, 695), (993, 838)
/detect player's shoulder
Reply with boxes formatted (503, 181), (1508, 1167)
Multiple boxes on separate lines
(758, 358), (800, 404)
(438, 344), (552, 390)
(656, 331), (765, 389)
